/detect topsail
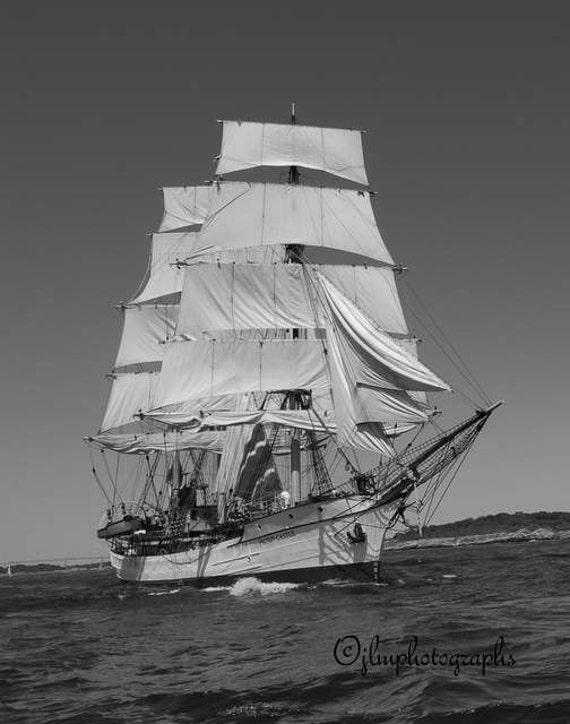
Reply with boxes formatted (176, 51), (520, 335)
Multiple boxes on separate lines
(216, 121), (368, 185)
(189, 182), (393, 265)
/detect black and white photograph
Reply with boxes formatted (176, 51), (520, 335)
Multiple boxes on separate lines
(1, 2), (568, 722)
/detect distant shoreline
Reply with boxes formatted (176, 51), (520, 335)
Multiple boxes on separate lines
(386, 527), (570, 550)
(0, 561), (110, 575)
(387, 511), (570, 550)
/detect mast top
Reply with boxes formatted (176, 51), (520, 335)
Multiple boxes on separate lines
(288, 101), (300, 184)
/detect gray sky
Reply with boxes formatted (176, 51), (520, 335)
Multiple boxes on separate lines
(2, 1), (568, 561)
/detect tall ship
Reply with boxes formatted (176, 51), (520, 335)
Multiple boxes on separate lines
(87, 108), (501, 584)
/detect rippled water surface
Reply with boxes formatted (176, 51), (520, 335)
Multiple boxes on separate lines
(1, 540), (569, 723)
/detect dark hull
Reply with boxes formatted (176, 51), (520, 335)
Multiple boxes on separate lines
(97, 517), (144, 539)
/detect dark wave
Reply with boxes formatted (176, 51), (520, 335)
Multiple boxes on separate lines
(1, 539), (568, 724)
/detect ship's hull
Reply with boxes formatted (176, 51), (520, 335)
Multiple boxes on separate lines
(109, 496), (397, 585)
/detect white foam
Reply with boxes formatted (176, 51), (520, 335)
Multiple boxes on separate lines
(202, 585), (231, 593)
(147, 588), (181, 596)
(320, 579), (354, 587)
(442, 574), (457, 579)
(229, 577), (302, 597)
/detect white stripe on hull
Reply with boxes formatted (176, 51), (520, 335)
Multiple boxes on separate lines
(110, 497), (397, 584)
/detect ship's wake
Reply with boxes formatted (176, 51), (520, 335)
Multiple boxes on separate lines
(202, 577), (304, 596)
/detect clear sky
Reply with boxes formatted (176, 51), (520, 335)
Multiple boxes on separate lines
(1, 1), (568, 562)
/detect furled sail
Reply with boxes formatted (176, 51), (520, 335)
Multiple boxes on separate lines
(145, 393), (242, 426)
(146, 388), (331, 427)
(189, 182), (393, 265)
(147, 385), (422, 436)
(197, 409), (336, 433)
(92, 430), (226, 454)
(215, 121), (368, 185)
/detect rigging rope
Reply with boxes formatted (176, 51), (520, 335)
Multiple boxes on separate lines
(400, 277), (491, 408)
(101, 450), (121, 506)
(424, 445), (472, 527)
(88, 445), (113, 505)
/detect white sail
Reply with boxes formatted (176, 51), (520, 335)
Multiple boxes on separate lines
(178, 263), (322, 335)
(158, 186), (213, 232)
(326, 322), (426, 456)
(114, 305), (178, 369)
(328, 330), (395, 456)
(100, 371), (160, 433)
(216, 121), (368, 185)
(92, 430), (226, 454)
(131, 232), (198, 305)
(318, 274), (450, 392)
(189, 182), (393, 265)
(396, 337), (430, 408)
(319, 265), (408, 336)
(351, 387), (429, 426)
(178, 263), (407, 337)
(154, 338), (330, 409)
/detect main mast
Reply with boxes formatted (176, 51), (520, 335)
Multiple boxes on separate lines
(286, 101), (302, 267)
(287, 101), (303, 504)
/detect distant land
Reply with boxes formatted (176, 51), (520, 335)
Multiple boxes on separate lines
(0, 561), (110, 575)
(387, 511), (570, 550)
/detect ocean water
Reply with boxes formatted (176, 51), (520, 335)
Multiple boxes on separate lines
(1, 540), (569, 724)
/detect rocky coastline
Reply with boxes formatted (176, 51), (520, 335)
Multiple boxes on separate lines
(386, 526), (570, 550)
